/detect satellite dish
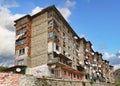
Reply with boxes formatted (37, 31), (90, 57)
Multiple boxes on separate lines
(16, 68), (21, 72)
(74, 36), (78, 40)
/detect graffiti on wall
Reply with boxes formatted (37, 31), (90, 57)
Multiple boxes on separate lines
(27, 64), (51, 77)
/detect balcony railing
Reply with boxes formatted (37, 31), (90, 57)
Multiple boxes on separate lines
(48, 57), (60, 64)
(47, 57), (72, 67)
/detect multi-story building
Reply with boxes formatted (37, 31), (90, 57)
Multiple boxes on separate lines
(14, 5), (84, 80)
(14, 5), (114, 82)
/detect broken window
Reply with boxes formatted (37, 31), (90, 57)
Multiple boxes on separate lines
(16, 38), (27, 46)
(16, 27), (27, 35)
(17, 59), (25, 65)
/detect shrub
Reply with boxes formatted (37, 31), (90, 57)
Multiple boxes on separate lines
(82, 81), (86, 86)
(116, 81), (120, 86)
(90, 79), (94, 86)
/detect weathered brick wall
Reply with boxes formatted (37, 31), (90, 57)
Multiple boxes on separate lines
(0, 73), (22, 86)
(0, 73), (115, 86)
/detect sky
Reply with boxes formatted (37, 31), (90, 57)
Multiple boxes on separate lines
(0, 0), (120, 70)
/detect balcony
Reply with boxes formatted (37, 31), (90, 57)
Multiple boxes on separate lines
(47, 57), (72, 67)
(16, 27), (27, 40)
(77, 66), (84, 72)
(16, 38), (27, 46)
(48, 57), (60, 64)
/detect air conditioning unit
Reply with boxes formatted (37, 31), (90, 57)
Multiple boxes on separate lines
(94, 59), (96, 62)
(85, 62), (88, 64)
(92, 70), (96, 73)
(79, 61), (83, 64)
(65, 52), (68, 56)
(97, 72), (100, 75)
(56, 51), (60, 54)
(51, 64), (56, 69)
(98, 65), (101, 67)
(78, 54), (80, 56)
(74, 36), (78, 40)
(85, 56), (88, 59)
(91, 52), (94, 55)
(92, 64), (95, 66)
(85, 49), (89, 52)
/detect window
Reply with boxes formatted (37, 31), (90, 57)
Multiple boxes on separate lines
(64, 70), (66, 75)
(74, 74), (76, 78)
(48, 32), (54, 38)
(48, 20), (58, 28)
(51, 69), (54, 74)
(68, 72), (71, 76)
(54, 34), (59, 39)
(56, 45), (59, 51)
(77, 75), (79, 79)
(68, 46), (70, 50)
(54, 33), (60, 42)
(63, 51), (66, 55)
(48, 53), (53, 59)
(63, 32), (65, 36)
(17, 59), (25, 65)
(63, 41), (66, 47)
(16, 38), (26, 46)
(16, 27), (27, 35)
(53, 21), (58, 28)
(68, 30), (70, 33)
(19, 48), (25, 55)
(53, 11), (60, 22)
(48, 11), (52, 18)
(63, 24), (65, 29)
(48, 20), (54, 27)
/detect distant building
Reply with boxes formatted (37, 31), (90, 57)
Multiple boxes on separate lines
(14, 5), (114, 82)
(114, 68), (120, 82)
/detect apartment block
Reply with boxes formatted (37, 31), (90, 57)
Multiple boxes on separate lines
(14, 5), (114, 82)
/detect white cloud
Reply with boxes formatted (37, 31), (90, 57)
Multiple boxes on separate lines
(57, 0), (76, 21)
(114, 64), (120, 70)
(58, 8), (71, 21)
(118, 50), (120, 53)
(79, 34), (86, 38)
(66, 0), (76, 7)
(0, 0), (18, 8)
(0, 27), (15, 57)
(0, 5), (24, 66)
(102, 51), (120, 70)
(31, 6), (71, 20)
(31, 6), (43, 15)
(0, 7), (24, 31)
(31, 5), (72, 21)
(103, 52), (115, 60)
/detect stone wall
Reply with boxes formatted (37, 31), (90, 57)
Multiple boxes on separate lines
(0, 73), (115, 86)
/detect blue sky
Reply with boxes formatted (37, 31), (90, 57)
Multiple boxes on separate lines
(0, 0), (120, 69)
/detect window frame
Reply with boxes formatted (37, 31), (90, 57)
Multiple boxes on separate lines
(19, 48), (25, 55)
